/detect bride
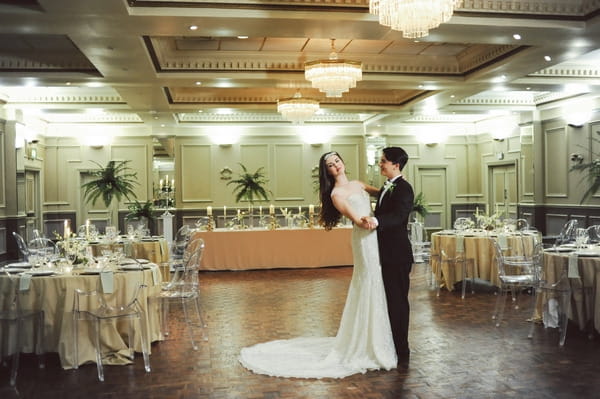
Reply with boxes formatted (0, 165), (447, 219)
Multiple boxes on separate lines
(239, 151), (397, 378)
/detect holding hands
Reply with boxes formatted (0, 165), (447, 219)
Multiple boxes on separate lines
(360, 216), (378, 230)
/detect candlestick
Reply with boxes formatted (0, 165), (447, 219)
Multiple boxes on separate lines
(207, 206), (212, 216)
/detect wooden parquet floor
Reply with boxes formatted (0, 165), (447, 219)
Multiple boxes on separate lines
(2, 264), (600, 398)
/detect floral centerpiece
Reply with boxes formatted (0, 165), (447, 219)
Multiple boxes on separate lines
(54, 233), (91, 265)
(474, 209), (503, 231)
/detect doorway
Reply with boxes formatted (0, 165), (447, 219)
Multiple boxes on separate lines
(414, 167), (448, 231)
(489, 163), (517, 219)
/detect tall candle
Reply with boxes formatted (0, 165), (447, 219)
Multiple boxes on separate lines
(298, 206), (302, 214)
(269, 204), (275, 215)
(237, 209), (240, 217)
(171, 179), (175, 188)
(85, 219), (90, 238)
(309, 204), (314, 214)
(207, 206), (212, 216)
(64, 219), (69, 239)
(259, 205), (263, 215)
(223, 205), (227, 216)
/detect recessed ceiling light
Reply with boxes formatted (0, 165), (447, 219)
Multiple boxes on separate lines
(65, 82), (71, 86)
(450, 95), (455, 98)
(513, 34), (521, 40)
(198, 110), (203, 113)
(160, 124), (165, 127)
(526, 87), (531, 90)
(237, 35), (248, 39)
(544, 55), (552, 61)
(189, 25), (198, 30)
(195, 81), (202, 85)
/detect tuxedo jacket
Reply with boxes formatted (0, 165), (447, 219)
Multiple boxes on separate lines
(374, 177), (415, 267)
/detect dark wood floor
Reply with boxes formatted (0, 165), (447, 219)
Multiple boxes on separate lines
(3, 264), (600, 398)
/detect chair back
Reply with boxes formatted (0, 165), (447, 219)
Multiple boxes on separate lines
(164, 238), (204, 293)
(555, 219), (578, 246)
(12, 232), (30, 261)
(491, 237), (540, 281)
(586, 225), (600, 244)
(28, 238), (60, 264)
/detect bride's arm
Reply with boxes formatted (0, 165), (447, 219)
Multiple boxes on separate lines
(331, 192), (363, 225)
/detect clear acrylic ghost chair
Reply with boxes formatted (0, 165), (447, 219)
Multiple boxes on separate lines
(152, 238), (207, 350)
(28, 238), (60, 266)
(554, 219), (578, 247)
(12, 232), (30, 262)
(0, 270), (45, 386)
(585, 225), (600, 245)
(437, 245), (475, 299)
(410, 221), (433, 284)
(533, 255), (571, 346)
(72, 281), (151, 382)
(491, 238), (541, 328)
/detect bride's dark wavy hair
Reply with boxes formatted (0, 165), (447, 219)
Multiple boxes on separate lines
(318, 151), (343, 230)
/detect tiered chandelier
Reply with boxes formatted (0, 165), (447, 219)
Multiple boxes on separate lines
(304, 39), (362, 98)
(369, 0), (462, 39)
(277, 92), (320, 124)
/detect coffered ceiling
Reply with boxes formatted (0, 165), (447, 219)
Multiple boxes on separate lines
(0, 0), (598, 132)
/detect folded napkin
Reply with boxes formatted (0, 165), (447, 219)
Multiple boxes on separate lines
(498, 234), (508, 250)
(100, 270), (114, 294)
(455, 235), (464, 253)
(568, 253), (580, 278)
(19, 273), (32, 291)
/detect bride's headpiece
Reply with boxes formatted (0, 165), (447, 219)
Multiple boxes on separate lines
(323, 151), (338, 161)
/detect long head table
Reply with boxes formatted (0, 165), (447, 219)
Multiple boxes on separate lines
(192, 227), (353, 270)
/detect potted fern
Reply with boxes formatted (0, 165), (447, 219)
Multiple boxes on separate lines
(81, 160), (139, 208)
(227, 163), (271, 204)
(412, 192), (430, 220)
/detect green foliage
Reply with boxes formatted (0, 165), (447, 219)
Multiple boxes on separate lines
(81, 160), (138, 208)
(126, 200), (155, 221)
(412, 191), (429, 218)
(570, 132), (600, 204)
(226, 163), (271, 204)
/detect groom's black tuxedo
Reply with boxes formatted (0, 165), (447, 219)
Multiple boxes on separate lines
(374, 176), (414, 359)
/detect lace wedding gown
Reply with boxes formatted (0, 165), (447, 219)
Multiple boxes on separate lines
(239, 191), (397, 378)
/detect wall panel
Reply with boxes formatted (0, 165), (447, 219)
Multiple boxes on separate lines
(274, 144), (303, 201)
(544, 127), (568, 198)
(180, 144), (212, 203)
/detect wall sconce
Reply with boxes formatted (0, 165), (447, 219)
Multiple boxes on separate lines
(570, 153), (584, 163)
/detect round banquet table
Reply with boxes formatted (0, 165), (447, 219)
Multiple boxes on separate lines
(540, 248), (600, 334)
(431, 230), (539, 291)
(0, 266), (163, 369)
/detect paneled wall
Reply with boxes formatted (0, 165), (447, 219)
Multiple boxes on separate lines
(2, 110), (600, 263)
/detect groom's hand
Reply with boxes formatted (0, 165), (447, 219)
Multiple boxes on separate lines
(360, 216), (378, 230)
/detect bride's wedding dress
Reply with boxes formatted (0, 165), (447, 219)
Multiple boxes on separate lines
(239, 191), (397, 378)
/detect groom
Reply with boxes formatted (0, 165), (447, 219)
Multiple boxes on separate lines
(363, 146), (414, 363)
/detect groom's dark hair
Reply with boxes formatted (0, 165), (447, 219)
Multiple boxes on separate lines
(383, 146), (409, 170)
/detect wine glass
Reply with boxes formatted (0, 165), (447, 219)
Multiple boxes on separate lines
(575, 228), (588, 250)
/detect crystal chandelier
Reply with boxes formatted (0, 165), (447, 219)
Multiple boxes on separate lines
(277, 92), (320, 124)
(369, 0), (462, 39)
(304, 39), (362, 98)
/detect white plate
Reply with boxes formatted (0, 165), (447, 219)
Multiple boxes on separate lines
(575, 250), (600, 257)
(136, 259), (150, 264)
(7, 261), (32, 268)
(24, 270), (55, 276)
(78, 269), (102, 275)
(119, 264), (150, 270)
(545, 247), (575, 253)
(2, 267), (27, 273)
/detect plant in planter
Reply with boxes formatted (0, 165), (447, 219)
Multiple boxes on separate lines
(227, 163), (271, 204)
(412, 191), (430, 220)
(81, 160), (139, 208)
(126, 200), (155, 221)
(570, 133), (600, 203)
